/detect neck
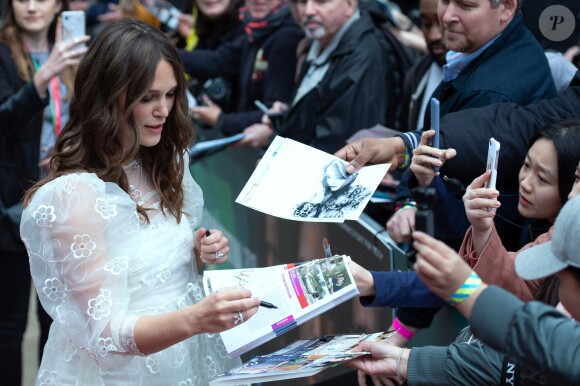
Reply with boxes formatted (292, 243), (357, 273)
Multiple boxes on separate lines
(22, 32), (49, 52)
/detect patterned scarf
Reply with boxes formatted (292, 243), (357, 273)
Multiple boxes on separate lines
(239, 1), (290, 43)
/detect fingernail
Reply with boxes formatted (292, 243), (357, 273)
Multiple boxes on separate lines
(346, 164), (355, 174)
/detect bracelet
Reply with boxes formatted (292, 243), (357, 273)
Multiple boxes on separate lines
(396, 348), (405, 380)
(393, 317), (414, 340)
(398, 203), (417, 212)
(446, 271), (483, 305)
(397, 147), (411, 170)
(394, 200), (417, 211)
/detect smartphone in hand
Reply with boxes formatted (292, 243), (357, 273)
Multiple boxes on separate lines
(429, 98), (440, 172)
(484, 138), (501, 190)
(61, 11), (86, 50)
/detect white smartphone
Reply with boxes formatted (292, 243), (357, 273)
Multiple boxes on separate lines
(484, 138), (501, 190)
(61, 11), (86, 50)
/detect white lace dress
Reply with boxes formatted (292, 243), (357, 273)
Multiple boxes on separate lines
(20, 158), (240, 385)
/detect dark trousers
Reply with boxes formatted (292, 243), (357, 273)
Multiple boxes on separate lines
(0, 249), (52, 386)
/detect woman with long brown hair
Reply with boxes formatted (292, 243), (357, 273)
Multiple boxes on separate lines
(21, 19), (260, 385)
(0, 0), (87, 383)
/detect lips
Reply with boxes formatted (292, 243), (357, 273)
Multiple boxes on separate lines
(145, 124), (164, 133)
(519, 194), (531, 207)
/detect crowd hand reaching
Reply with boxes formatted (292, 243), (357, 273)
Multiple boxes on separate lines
(349, 260), (375, 297)
(269, 101), (288, 114)
(97, 2), (123, 23)
(33, 18), (89, 99)
(191, 287), (260, 334)
(194, 228), (229, 264)
(176, 13), (194, 39)
(386, 207), (416, 244)
(410, 130), (456, 187)
(346, 341), (407, 385)
(235, 123), (273, 148)
(335, 136), (406, 174)
(191, 95), (221, 127)
(411, 231), (485, 319)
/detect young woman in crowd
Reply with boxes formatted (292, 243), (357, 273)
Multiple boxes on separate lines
(0, 0), (88, 383)
(347, 193), (580, 385)
(349, 120), (580, 384)
(20, 19), (261, 384)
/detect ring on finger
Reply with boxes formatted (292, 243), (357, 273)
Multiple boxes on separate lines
(215, 251), (224, 260)
(233, 311), (244, 325)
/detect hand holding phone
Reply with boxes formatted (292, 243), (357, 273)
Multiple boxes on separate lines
(484, 138), (500, 190)
(429, 98), (440, 172)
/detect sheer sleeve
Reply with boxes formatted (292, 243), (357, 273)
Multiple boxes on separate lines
(21, 173), (145, 369)
(182, 152), (204, 232)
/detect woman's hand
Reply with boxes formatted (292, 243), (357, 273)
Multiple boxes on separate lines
(189, 287), (260, 334)
(410, 130), (456, 187)
(33, 18), (90, 98)
(463, 170), (500, 230)
(194, 228), (229, 264)
(462, 170), (500, 253)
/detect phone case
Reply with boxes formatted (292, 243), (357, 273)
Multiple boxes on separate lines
(484, 138), (501, 190)
(62, 11), (86, 49)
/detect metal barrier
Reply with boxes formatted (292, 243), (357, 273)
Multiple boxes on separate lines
(191, 145), (466, 384)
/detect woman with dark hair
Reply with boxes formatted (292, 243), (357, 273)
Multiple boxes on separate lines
(21, 19), (260, 385)
(0, 0), (87, 383)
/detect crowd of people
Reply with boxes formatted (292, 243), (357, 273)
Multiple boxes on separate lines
(1, 0), (579, 384)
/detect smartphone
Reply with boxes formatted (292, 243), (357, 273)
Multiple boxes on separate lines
(61, 11), (86, 50)
(429, 98), (440, 172)
(484, 138), (501, 190)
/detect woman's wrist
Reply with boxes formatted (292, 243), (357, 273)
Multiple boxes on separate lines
(33, 69), (49, 99)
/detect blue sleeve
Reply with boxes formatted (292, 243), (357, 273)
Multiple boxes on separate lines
(360, 270), (445, 308)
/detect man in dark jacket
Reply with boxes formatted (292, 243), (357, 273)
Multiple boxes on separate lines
(270, 0), (395, 154)
(390, 0), (557, 252)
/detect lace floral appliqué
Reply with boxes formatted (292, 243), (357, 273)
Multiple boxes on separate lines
(87, 289), (112, 320)
(33, 205), (56, 227)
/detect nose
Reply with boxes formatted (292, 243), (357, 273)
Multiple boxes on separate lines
(569, 182), (580, 200)
(519, 170), (532, 192)
(303, 0), (316, 16)
(27, 0), (38, 11)
(155, 98), (170, 118)
(439, 2), (457, 24)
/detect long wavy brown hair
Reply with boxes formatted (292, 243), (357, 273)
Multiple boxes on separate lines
(24, 19), (195, 223)
(0, 0), (75, 96)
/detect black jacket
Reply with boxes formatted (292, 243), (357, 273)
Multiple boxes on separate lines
(0, 43), (46, 208)
(279, 11), (393, 154)
(179, 6), (303, 136)
(399, 54), (437, 132)
(0, 43), (47, 251)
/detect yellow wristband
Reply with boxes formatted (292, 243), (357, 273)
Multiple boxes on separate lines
(446, 271), (482, 305)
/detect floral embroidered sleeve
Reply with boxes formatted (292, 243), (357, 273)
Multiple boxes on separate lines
(21, 173), (144, 368)
(182, 153), (204, 232)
